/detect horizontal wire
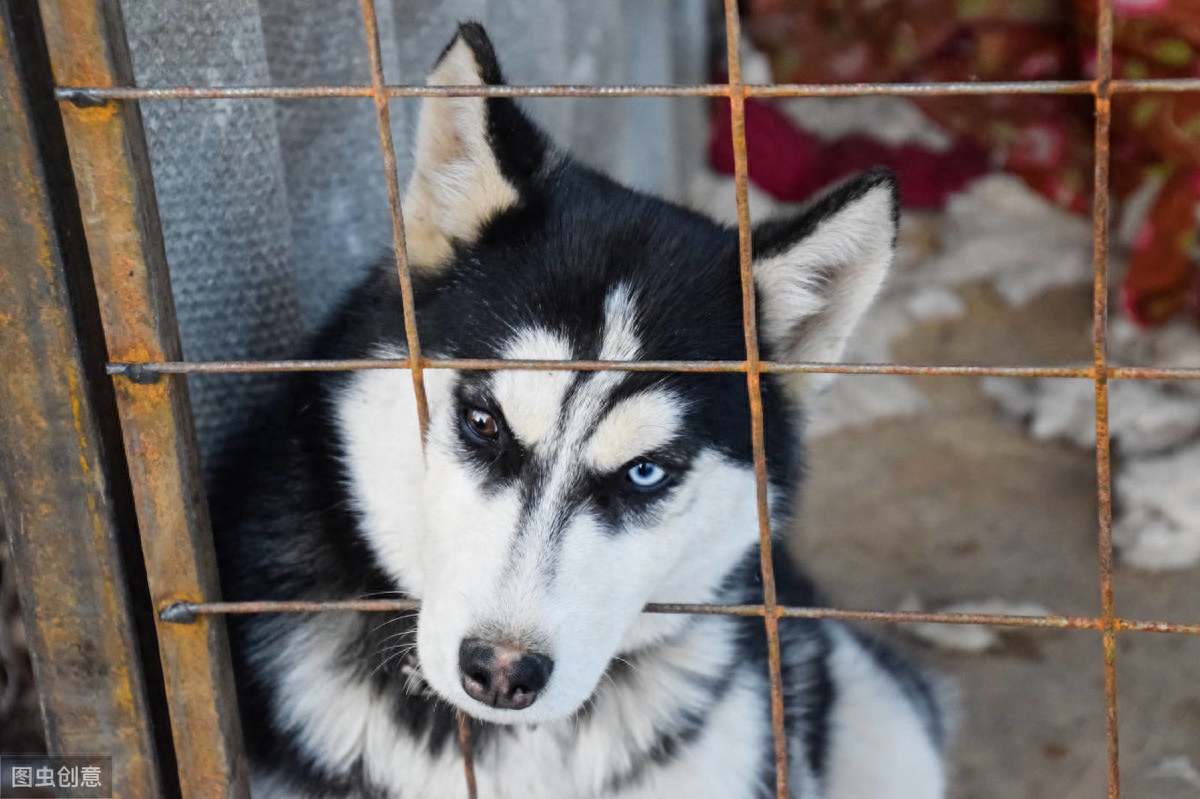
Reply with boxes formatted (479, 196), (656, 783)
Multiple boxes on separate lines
(1107, 366), (1200, 380)
(158, 598), (1200, 635)
(54, 77), (1200, 104)
(56, 84), (729, 101)
(104, 358), (1200, 380)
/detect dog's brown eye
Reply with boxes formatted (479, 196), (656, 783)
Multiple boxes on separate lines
(463, 407), (500, 443)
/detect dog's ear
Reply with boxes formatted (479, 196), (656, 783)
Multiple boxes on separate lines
(751, 168), (898, 400)
(403, 22), (547, 271)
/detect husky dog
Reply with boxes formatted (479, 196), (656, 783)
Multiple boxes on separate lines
(209, 22), (946, 799)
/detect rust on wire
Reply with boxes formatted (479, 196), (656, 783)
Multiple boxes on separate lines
(54, 84), (730, 101)
(456, 712), (479, 799)
(104, 357), (1116, 378)
(1110, 77), (1200, 93)
(360, 0), (430, 437)
(721, 3), (790, 797)
(50, 75), (1200, 104)
(161, 598), (1200, 637)
(749, 79), (1096, 97)
(106, 357), (749, 375)
(1091, 0), (1121, 795)
(37, 1), (250, 796)
(1108, 366), (1200, 380)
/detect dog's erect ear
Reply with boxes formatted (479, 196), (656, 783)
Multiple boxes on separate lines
(403, 23), (547, 271)
(752, 168), (898, 400)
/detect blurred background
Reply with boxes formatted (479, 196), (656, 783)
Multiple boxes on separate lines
(3, 0), (1199, 795)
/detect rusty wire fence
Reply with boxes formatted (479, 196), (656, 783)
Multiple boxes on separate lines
(11, 0), (1200, 796)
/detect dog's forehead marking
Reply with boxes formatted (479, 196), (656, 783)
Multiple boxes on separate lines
(492, 328), (573, 448)
(489, 284), (644, 454)
(489, 285), (656, 567)
(583, 389), (685, 473)
(598, 283), (640, 362)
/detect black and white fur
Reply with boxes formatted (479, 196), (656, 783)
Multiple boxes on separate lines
(210, 23), (947, 799)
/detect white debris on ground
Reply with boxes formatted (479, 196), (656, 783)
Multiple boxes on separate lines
(737, 43), (955, 152)
(895, 596), (1056, 653)
(775, 95), (955, 151)
(1125, 755), (1200, 799)
(918, 176), (1094, 306)
(985, 317), (1200, 570)
(1142, 756), (1200, 790)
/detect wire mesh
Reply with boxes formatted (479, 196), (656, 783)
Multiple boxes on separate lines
(50, 0), (1200, 795)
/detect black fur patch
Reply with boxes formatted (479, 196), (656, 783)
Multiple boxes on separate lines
(440, 22), (547, 196)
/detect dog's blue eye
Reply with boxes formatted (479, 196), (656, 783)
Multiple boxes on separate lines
(626, 461), (668, 491)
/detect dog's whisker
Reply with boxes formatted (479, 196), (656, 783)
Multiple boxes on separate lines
(376, 628), (419, 646)
(356, 589), (412, 601)
(612, 655), (643, 678)
(367, 614), (417, 637)
(371, 644), (418, 679)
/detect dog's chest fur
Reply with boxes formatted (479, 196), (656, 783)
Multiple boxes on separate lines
(251, 613), (789, 799)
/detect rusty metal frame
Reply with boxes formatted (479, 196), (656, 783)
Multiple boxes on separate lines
(0, 3), (165, 795)
(34, 1), (249, 797)
(13, 0), (1194, 795)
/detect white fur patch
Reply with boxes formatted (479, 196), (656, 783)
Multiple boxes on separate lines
(823, 624), (945, 799)
(260, 610), (772, 799)
(753, 182), (895, 398)
(403, 37), (520, 270)
(258, 616), (466, 798)
(492, 328), (575, 447)
(603, 662), (771, 799)
(335, 351), (457, 596)
(599, 283), (642, 361)
(583, 389), (686, 472)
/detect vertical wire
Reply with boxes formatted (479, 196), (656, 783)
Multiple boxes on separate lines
(359, 0), (431, 435)
(359, 2), (475, 796)
(1089, 0), (1121, 794)
(721, 3), (791, 796)
(456, 712), (479, 798)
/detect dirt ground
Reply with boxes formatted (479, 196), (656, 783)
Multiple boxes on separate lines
(790, 282), (1200, 798)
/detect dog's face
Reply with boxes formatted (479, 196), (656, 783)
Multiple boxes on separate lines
(336, 24), (897, 725)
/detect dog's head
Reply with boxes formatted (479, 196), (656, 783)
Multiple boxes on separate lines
(336, 23), (897, 724)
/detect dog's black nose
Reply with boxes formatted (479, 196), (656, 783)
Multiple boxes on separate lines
(458, 638), (553, 710)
